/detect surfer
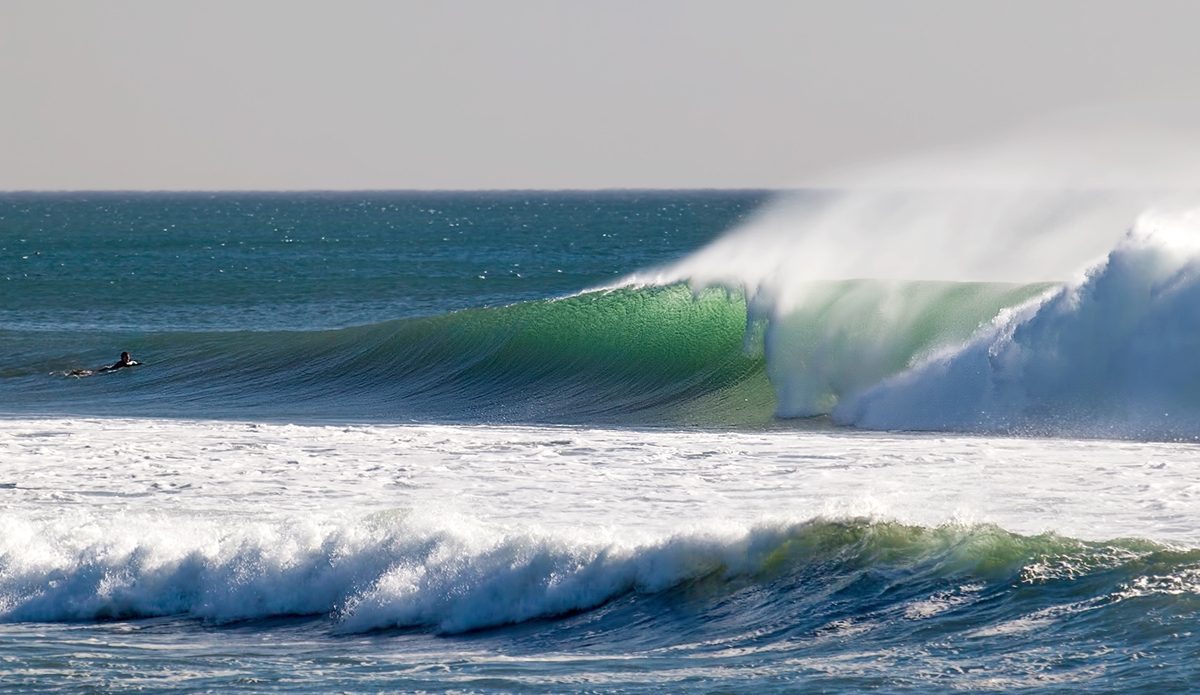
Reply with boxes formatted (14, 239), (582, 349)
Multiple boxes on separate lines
(98, 351), (140, 373)
(68, 351), (141, 377)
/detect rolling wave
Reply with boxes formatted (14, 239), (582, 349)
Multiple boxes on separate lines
(2, 507), (1196, 669)
(634, 204), (1200, 439)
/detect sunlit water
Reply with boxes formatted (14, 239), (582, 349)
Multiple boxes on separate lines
(4, 191), (1200, 692)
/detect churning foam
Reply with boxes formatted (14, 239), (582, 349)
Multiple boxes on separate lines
(4, 417), (1200, 628)
(838, 208), (1200, 436)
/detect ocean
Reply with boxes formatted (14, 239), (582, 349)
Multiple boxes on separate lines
(2, 190), (1199, 693)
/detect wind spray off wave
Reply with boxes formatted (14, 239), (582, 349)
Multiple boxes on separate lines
(626, 185), (1200, 437)
(841, 208), (1200, 436)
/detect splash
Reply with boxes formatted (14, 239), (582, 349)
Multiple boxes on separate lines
(3, 507), (1194, 637)
(837, 209), (1200, 437)
(624, 132), (1200, 435)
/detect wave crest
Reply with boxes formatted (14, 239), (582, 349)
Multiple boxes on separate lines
(4, 510), (1197, 635)
(837, 209), (1200, 437)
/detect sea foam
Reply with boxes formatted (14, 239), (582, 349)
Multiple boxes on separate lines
(0, 508), (862, 631)
(838, 209), (1200, 436)
(4, 417), (1200, 632)
(1, 507), (1184, 634)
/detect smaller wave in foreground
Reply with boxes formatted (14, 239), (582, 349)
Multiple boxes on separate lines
(1, 508), (1197, 686)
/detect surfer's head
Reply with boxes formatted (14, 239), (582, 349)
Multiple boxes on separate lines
(120, 351), (131, 363)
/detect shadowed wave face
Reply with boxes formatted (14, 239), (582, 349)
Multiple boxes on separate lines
(3, 191), (772, 425)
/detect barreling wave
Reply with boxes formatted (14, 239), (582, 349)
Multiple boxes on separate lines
(15, 285), (772, 426)
(15, 280), (1052, 428)
(15, 205), (1200, 437)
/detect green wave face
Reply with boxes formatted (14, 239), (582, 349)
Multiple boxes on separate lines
(367, 284), (777, 425)
(751, 518), (1184, 581)
(12, 284), (777, 426)
(759, 280), (1056, 416)
(13, 281), (1053, 427)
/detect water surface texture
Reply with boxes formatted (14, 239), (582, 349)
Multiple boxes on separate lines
(3, 191), (1200, 693)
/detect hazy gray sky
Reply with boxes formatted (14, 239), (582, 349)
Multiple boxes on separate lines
(3, 0), (1200, 190)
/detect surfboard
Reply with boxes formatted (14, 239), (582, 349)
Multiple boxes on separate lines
(63, 362), (143, 378)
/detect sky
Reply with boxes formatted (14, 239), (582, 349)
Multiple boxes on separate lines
(3, 0), (1200, 191)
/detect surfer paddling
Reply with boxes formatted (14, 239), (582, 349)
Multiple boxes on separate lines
(68, 351), (141, 377)
(98, 351), (140, 372)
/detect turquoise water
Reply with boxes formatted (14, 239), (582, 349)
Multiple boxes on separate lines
(2, 191), (771, 423)
(4, 191), (1200, 693)
(1, 192), (1050, 428)
(1, 191), (763, 332)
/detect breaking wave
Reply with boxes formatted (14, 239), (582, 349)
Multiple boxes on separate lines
(835, 209), (1200, 437)
(3, 509), (1198, 645)
(11, 199), (1200, 438)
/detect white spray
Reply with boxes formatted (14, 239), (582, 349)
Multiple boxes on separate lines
(625, 127), (1200, 428)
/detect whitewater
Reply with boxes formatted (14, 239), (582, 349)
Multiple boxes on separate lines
(3, 190), (1200, 692)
